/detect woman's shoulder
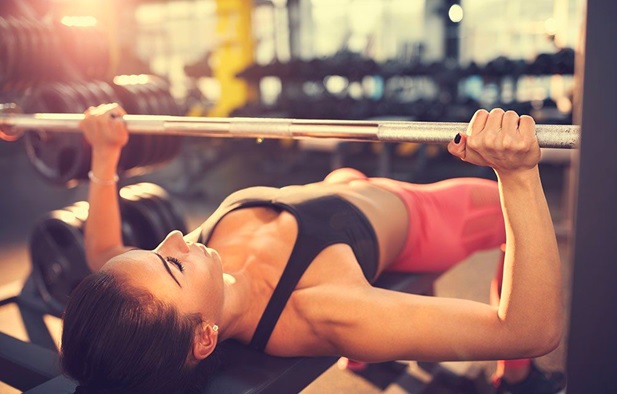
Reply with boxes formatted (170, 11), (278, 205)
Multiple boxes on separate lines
(193, 186), (283, 244)
(220, 186), (280, 207)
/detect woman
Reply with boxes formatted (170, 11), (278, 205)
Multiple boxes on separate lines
(61, 104), (563, 393)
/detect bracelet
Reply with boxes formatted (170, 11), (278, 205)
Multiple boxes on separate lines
(88, 171), (119, 185)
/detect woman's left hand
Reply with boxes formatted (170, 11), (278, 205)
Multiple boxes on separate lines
(447, 108), (541, 177)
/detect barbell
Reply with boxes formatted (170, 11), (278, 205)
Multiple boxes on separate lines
(0, 106), (580, 149)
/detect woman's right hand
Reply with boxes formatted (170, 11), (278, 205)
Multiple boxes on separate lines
(447, 108), (541, 176)
(80, 104), (132, 272)
(79, 103), (129, 154)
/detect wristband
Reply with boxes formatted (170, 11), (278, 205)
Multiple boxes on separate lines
(88, 171), (119, 185)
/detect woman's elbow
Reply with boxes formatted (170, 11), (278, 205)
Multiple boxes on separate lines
(517, 321), (563, 358)
(537, 322), (562, 355)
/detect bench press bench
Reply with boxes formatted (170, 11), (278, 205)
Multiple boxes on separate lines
(1, 271), (441, 394)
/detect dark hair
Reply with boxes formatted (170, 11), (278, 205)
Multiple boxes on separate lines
(61, 272), (218, 394)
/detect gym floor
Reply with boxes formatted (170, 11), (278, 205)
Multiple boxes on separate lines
(0, 140), (571, 394)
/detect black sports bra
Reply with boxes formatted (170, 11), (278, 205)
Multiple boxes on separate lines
(198, 186), (379, 350)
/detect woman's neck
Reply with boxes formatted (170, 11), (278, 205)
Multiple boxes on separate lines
(218, 271), (255, 341)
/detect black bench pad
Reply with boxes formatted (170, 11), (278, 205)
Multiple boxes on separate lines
(22, 272), (440, 394)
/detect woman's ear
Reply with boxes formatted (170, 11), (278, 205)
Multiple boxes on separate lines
(192, 323), (218, 361)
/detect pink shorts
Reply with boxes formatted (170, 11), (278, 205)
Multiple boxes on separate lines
(325, 168), (506, 273)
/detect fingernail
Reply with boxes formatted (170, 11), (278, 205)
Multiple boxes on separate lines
(454, 133), (461, 144)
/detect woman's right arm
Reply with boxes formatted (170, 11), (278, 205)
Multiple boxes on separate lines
(80, 104), (132, 272)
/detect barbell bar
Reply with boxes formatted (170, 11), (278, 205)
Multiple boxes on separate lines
(0, 108), (580, 149)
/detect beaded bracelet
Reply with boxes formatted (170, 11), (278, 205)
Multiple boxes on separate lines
(88, 171), (119, 185)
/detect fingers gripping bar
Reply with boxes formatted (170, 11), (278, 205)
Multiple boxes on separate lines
(0, 111), (580, 149)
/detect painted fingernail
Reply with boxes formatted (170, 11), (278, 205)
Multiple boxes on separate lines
(454, 133), (461, 144)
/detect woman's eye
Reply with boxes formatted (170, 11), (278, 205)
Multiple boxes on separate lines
(166, 256), (184, 272)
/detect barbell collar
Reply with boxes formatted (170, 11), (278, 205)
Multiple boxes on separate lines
(0, 112), (580, 149)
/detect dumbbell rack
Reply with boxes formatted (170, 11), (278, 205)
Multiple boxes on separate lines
(232, 50), (575, 123)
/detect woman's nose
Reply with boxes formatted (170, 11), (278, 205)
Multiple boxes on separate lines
(156, 230), (190, 253)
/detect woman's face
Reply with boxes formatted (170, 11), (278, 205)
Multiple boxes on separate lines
(102, 231), (225, 322)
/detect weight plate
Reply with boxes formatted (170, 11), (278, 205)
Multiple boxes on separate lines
(139, 182), (187, 233)
(129, 83), (163, 170)
(96, 80), (122, 104)
(120, 134), (150, 174)
(136, 195), (171, 244)
(23, 83), (90, 186)
(60, 200), (140, 250)
(120, 185), (168, 249)
(149, 193), (177, 233)
(136, 82), (162, 115)
(84, 80), (111, 108)
(41, 21), (62, 80)
(121, 219), (140, 247)
(62, 82), (98, 180)
(119, 200), (151, 249)
(141, 82), (180, 166)
(164, 89), (180, 116)
(0, 18), (17, 83)
(29, 19), (47, 82)
(148, 82), (184, 163)
(140, 190), (178, 235)
(130, 83), (159, 167)
(63, 201), (89, 223)
(112, 81), (149, 114)
(111, 82), (154, 173)
(8, 17), (29, 83)
(21, 18), (41, 84)
(150, 83), (175, 115)
(29, 209), (89, 316)
(68, 81), (99, 111)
